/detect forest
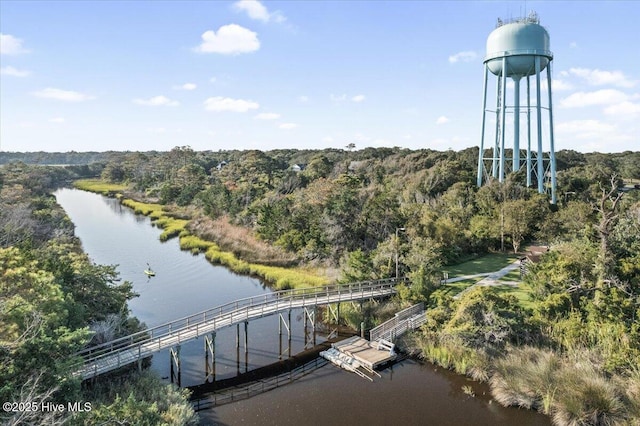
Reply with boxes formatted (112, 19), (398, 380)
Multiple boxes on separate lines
(1, 146), (639, 425)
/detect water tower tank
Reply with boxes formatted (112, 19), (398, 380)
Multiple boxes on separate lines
(485, 15), (552, 77)
(477, 11), (557, 204)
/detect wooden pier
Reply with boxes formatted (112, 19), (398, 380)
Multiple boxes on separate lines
(73, 279), (401, 380)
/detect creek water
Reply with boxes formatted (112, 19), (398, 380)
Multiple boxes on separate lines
(54, 188), (550, 426)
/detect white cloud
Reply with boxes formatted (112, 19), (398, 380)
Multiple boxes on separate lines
(568, 68), (637, 88)
(569, 41), (578, 48)
(556, 119), (636, 151)
(48, 117), (65, 123)
(279, 123), (297, 130)
(133, 95), (179, 106)
(194, 24), (260, 55)
(147, 127), (167, 133)
(603, 101), (640, 117)
(174, 83), (197, 90)
(1, 66), (30, 77)
(233, 0), (286, 23)
(436, 116), (449, 125)
(33, 88), (95, 102)
(255, 112), (280, 120)
(560, 89), (628, 108)
(556, 119), (615, 139)
(1, 33), (30, 55)
(298, 95), (309, 103)
(448, 51), (477, 63)
(204, 96), (259, 112)
(540, 79), (573, 91)
(331, 94), (365, 103)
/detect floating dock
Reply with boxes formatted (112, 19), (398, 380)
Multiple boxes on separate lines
(331, 336), (396, 369)
(320, 336), (396, 380)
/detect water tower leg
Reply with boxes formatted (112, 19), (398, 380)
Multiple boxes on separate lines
(535, 56), (544, 194)
(478, 66), (489, 187)
(546, 65), (557, 204)
(492, 72), (501, 179)
(513, 76), (521, 171)
(499, 57), (508, 183)
(526, 75), (532, 187)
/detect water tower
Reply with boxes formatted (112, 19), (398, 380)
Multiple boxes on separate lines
(476, 11), (557, 203)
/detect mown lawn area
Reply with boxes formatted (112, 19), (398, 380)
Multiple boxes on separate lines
(437, 279), (477, 297)
(443, 252), (520, 278)
(498, 269), (523, 282)
(487, 284), (535, 309)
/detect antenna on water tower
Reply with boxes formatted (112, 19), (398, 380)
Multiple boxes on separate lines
(476, 10), (557, 204)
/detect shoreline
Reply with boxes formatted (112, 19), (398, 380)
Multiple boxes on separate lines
(72, 178), (330, 290)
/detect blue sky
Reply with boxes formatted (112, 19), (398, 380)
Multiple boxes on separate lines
(1, 0), (639, 153)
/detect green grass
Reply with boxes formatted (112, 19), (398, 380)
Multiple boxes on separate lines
(179, 235), (216, 254)
(121, 199), (164, 216)
(499, 269), (523, 282)
(443, 252), (520, 278)
(203, 244), (329, 290)
(438, 279), (478, 297)
(488, 284), (535, 309)
(73, 178), (128, 194)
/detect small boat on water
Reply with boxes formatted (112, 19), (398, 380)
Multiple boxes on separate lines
(144, 263), (155, 277)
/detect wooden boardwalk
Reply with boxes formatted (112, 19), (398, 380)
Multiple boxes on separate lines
(73, 279), (400, 380)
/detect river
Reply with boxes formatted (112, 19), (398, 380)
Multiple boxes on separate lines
(55, 188), (550, 426)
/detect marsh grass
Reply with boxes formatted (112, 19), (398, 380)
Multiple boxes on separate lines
(121, 199), (164, 217)
(417, 333), (491, 381)
(203, 244), (329, 290)
(75, 186), (330, 291)
(74, 179), (128, 195)
(188, 216), (297, 267)
(491, 346), (629, 425)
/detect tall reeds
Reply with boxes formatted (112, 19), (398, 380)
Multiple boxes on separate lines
(490, 346), (631, 425)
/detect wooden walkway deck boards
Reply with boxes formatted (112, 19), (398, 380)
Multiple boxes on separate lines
(332, 336), (396, 369)
(74, 279), (400, 380)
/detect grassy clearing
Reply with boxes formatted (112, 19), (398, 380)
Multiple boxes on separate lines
(73, 178), (128, 195)
(443, 252), (519, 278)
(488, 284), (534, 309)
(498, 269), (522, 282)
(437, 279), (478, 298)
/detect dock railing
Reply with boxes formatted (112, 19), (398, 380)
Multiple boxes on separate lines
(369, 302), (426, 342)
(73, 278), (401, 379)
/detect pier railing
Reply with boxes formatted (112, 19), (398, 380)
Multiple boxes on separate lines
(369, 302), (425, 342)
(73, 278), (401, 379)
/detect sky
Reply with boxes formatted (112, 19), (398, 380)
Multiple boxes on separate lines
(1, 0), (639, 153)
